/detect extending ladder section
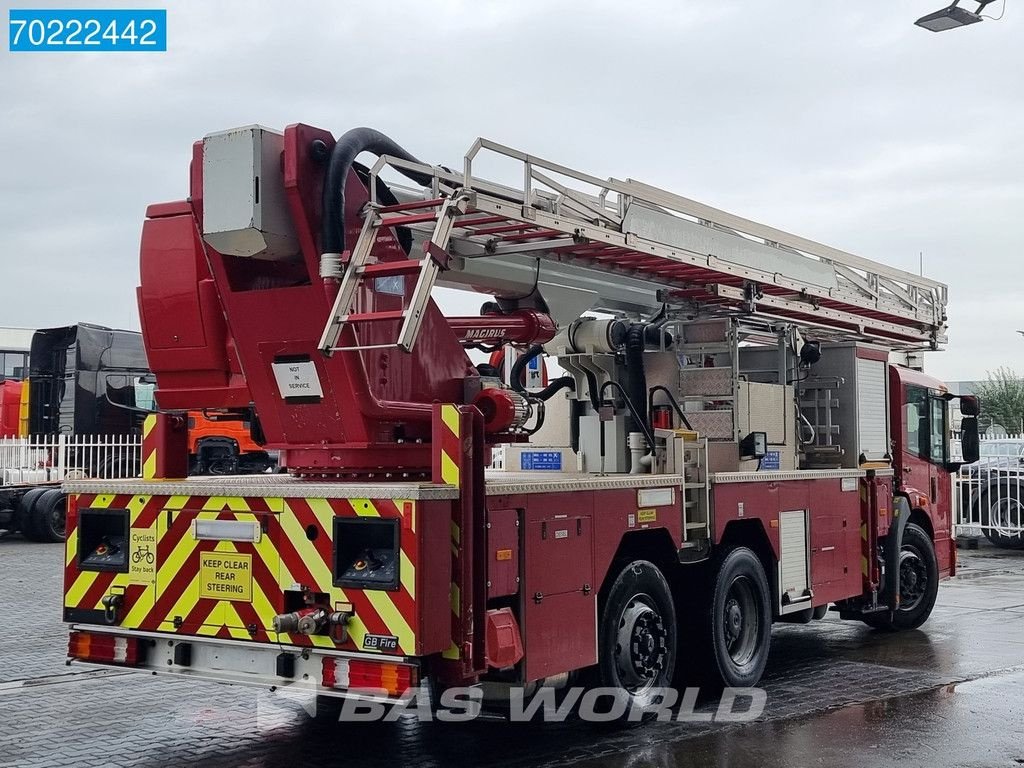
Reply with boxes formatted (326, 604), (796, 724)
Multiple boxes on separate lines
(318, 193), (472, 354)
(321, 137), (949, 354)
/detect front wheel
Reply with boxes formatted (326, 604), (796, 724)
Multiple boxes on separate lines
(863, 523), (938, 631)
(594, 559), (677, 714)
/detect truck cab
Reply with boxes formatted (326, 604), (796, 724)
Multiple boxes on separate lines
(890, 364), (979, 576)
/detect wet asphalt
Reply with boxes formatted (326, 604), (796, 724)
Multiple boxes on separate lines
(1, 538), (1022, 767)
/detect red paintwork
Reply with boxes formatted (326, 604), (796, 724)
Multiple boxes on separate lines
(485, 608), (525, 668)
(0, 380), (21, 437)
(446, 310), (557, 345)
(486, 486), (681, 682)
(138, 124), (477, 474)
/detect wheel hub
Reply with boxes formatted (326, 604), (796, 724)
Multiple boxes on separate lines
(614, 597), (667, 690)
(722, 576), (759, 667)
(899, 548), (929, 611)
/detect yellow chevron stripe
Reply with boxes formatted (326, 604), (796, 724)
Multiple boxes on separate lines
(441, 451), (459, 486)
(442, 643), (460, 660)
(143, 414), (156, 439)
(142, 450), (157, 480)
(399, 550), (416, 599)
(450, 583), (461, 617)
(441, 404), (460, 437)
(348, 498), (382, 518)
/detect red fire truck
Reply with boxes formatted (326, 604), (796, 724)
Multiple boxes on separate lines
(62, 125), (979, 712)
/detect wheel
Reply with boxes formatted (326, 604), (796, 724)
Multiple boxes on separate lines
(594, 559), (677, 716)
(980, 484), (1024, 549)
(699, 547), (772, 688)
(863, 523), (938, 631)
(16, 488), (49, 541)
(32, 489), (67, 543)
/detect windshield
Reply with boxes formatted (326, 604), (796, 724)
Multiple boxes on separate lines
(979, 442), (1024, 458)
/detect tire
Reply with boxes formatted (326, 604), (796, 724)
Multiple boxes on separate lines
(980, 483), (1024, 550)
(863, 523), (938, 631)
(593, 559), (677, 717)
(32, 490), (67, 543)
(698, 547), (772, 688)
(16, 488), (49, 541)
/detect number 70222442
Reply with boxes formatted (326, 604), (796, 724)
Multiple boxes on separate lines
(9, 9), (167, 52)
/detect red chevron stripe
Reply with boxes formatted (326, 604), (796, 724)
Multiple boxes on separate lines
(78, 571), (117, 611)
(181, 596), (219, 631)
(138, 533), (218, 630)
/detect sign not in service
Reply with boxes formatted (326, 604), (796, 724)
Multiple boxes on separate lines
(271, 360), (324, 400)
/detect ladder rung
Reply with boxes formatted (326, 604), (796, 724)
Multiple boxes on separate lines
(470, 222), (538, 236)
(455, 215), (507, 230)
(359, 260), (424, 278)
(344, 310), (407, 324)
(497, 228), (564, 242)
(381, 212), (439, 227)
(377, 197), (445, 214)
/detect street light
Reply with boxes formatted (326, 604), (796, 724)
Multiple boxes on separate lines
(915, 0), (998, 31)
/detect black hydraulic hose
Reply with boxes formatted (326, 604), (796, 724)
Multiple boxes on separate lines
(321, 127), (435, 255)
(534, 375), (575, 402)
(648, 385), (694, 431)
(570, 399), (583, 454)
(509, 344), (543, 394)
(625, 324), (649, 430)
(583, 368), (602, 411)
(599, 380), (656, 448)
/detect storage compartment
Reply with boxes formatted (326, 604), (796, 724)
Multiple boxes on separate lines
(487, 508), (520, 599)
(333, 517), (400, 591)
(801, 343), (891, 468)
(78, 508), (129, 572)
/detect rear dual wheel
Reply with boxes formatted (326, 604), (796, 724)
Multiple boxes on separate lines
(19, 489), (66, 543)
(696, 546), (773, 689)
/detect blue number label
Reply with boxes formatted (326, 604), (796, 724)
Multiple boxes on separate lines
(9, 9), (167, 51)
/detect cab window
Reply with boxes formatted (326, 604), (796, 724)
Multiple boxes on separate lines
(904, 384), (947, 464)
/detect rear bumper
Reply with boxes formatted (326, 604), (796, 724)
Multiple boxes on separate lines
(67, 625), (416, 703)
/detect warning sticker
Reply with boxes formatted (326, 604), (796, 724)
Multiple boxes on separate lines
(199, 552), (252, 602)
(637, 508), (658, 524)
(128, 525), (157, 585)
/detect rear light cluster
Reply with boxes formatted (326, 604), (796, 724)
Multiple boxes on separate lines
(321, 657), (417, 696)
(68, 631), (142, 666)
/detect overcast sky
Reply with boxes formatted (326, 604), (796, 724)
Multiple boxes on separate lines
(1, 0), (1020, 381)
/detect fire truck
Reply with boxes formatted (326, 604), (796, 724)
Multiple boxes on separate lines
(61, 125), (980, 712)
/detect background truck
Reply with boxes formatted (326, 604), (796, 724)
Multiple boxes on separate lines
(62, 124), (978, 716)
(1, 324), (274, 541)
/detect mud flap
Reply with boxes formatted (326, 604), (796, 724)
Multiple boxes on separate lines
(882, 496), (912, 616)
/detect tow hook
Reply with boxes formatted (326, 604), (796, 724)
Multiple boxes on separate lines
(101, 593), (124, 625)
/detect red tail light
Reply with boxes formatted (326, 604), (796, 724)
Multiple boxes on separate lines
(321, 657), (416, 696)
(68, 631), (142, 666)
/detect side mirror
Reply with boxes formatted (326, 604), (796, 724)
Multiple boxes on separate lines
(960, 395), (980, 417)
(961, 416), (980, 464)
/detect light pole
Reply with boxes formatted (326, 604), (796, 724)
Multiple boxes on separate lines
(915, 0), (1000, 31)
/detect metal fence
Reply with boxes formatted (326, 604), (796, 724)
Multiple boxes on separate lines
(0, 434), (141, 487)
(954, 434), (1024, 547)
